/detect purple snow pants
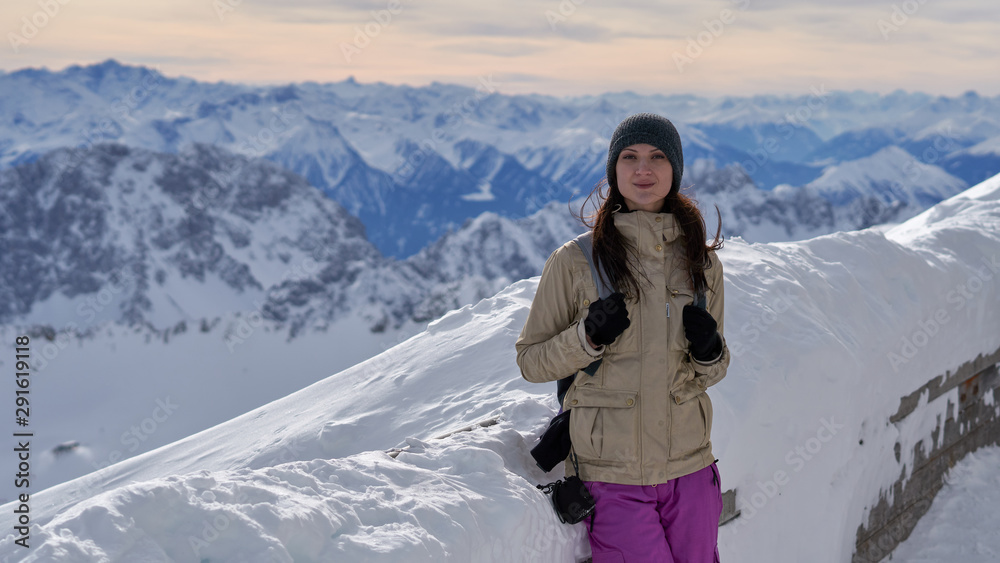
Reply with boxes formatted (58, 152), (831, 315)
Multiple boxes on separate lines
(584, 463), (722, 563)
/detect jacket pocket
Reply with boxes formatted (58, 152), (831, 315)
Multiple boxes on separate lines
(668, 390), (713, 458)
(567, 387), (639, 462)
(670, 361), (703, 405)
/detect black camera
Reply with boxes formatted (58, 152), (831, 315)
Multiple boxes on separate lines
(537, 475), (596, 525)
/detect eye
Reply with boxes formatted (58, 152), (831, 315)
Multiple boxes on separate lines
(652, 153), (666, 159)
(620, 153), (636, 160)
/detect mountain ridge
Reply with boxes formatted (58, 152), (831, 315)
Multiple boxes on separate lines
(2, 59), (997, 256)
(0, 142), (974, 332)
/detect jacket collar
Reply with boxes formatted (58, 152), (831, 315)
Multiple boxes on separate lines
(613, 209), (683, 244)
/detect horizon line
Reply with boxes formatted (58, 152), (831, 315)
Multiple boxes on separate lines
(1, 57), (994, 101)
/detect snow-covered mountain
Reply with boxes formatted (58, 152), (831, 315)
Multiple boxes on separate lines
(0, 140), (971, 335)
(2, 60), (998, 256)
(0, 143), (579, 333)
(407, 203), (584, 286)
(0, 143), (381, 331)
(942, 133), (1000, 186)
(807, 146), (967, 210)
(3, 172), (998, 562)
(684, 159), (835, 242)
(681, 150), (968, 243)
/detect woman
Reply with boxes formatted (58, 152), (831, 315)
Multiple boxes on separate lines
(516, 113), (729, 562)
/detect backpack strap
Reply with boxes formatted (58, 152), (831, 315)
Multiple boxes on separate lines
(573, 232), (612, 299)
(579, 231), (706, 308)
(556, 232), (608, 406)
(690, 265), (708, 310)
(555, 233), (709, 405)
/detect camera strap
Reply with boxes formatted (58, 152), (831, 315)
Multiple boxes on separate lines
(536, 451), (597, 530)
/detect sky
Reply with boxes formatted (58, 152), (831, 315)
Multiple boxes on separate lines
(1, 0), (999, 98)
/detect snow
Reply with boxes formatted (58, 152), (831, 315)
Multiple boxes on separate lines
(886, 445), (1000, 562)
(0, 311), (425, 503)
(965, 134), (1000, 156)
(460, 182), (495, 202)
(1, 173), (999, 562)
(807, 146), (967, 207)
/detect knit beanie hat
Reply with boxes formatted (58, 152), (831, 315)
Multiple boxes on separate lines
(606, 113), (684, 196)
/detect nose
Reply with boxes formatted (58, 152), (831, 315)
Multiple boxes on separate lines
(636, 158), (651, 173)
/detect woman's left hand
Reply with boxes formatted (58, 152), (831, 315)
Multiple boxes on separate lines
(682, 305), (722, 362)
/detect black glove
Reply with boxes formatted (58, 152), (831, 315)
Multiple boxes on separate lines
(584, 292), (630, 346)
(683, 305), (723, 362)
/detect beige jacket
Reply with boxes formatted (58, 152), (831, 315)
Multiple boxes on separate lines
(516, 210), (729, 485)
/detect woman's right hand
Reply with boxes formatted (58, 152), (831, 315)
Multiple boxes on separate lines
(583, 292), (630, 346)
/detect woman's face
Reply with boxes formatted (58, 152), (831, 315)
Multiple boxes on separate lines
(615, 143), (672, 213)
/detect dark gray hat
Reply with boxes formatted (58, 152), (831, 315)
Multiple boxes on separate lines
(606, 113), (684, 196)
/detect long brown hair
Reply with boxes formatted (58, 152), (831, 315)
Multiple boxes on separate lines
(578, 179), (723, 299)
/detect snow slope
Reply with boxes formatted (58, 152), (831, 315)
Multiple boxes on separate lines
(1, 173), (999, 562)
(0, 311), (425, 504)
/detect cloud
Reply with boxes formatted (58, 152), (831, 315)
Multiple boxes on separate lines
(0, 0), (996, 97)
(126, 55), (234, 68)
(419, 20), (550, 38)
(493, 71), (552, 84)
(431, 39), (552, 58)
